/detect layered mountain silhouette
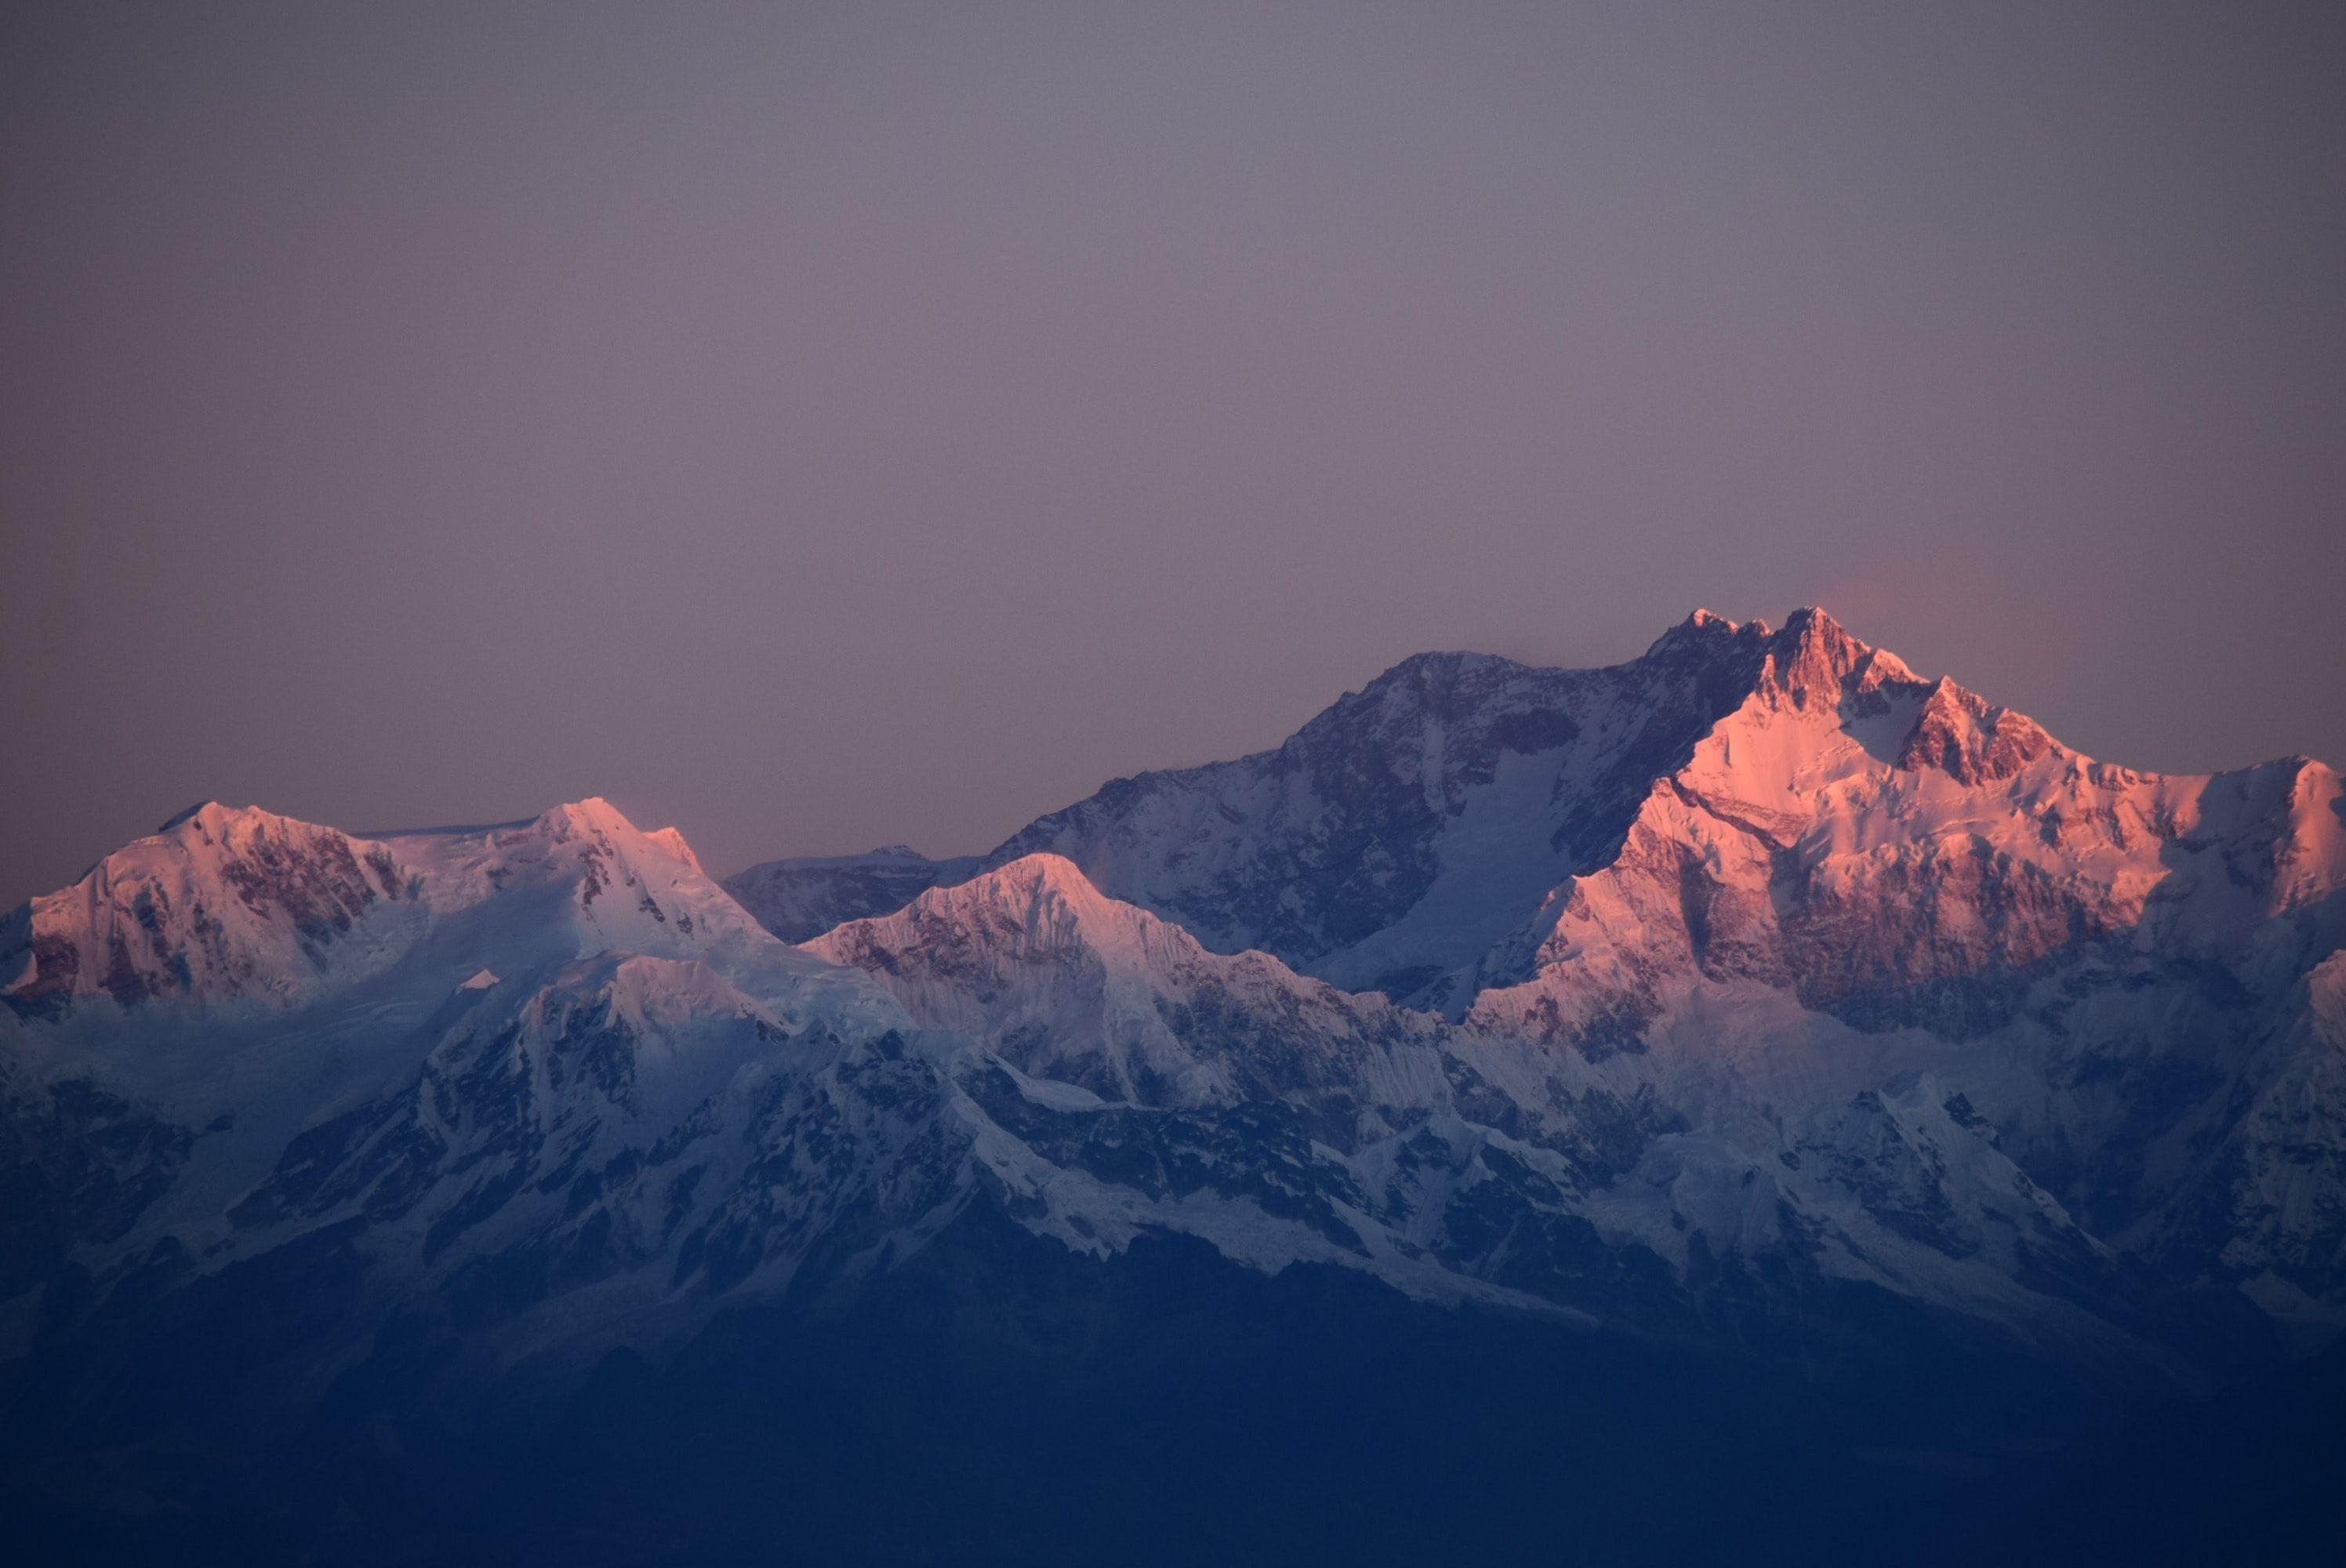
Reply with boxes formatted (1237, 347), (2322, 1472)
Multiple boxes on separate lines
(6, 609), (2341, 1563)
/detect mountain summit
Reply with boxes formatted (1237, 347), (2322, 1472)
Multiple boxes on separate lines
(734, 606), (2331, 1014)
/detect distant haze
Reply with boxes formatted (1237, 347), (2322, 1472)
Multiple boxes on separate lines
(5, 1), (2341, 908)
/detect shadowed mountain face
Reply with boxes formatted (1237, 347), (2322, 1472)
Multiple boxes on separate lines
(735, 611), (1801, 1006)
(6, 610), (2344, 1563)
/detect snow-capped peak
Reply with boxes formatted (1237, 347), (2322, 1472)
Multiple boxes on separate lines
(2, 795), (808, 1018)
(532, 796), (642, 841)
(1642, 605), (1766, 658)
(2, 802), (415, 1011)
(807, 854), (1416, 1106)
(808, 853), (1193, 982)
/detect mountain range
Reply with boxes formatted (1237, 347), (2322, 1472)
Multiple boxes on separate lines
(6, 608), (2341, 1564)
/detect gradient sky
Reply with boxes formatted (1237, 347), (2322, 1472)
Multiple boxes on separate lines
(5, 0), (2342, 907)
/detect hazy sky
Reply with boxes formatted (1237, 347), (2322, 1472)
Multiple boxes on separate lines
(5, 0), (2342, 906)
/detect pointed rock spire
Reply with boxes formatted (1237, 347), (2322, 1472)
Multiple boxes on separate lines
(1895, 676), (2055, 783)
(1761, 607), (1868, 710)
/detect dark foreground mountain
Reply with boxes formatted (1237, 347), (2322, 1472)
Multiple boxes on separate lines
(5, 610), (2341, 1563)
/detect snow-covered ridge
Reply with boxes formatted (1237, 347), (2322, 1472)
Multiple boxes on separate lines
(724, 844), (981, 942)
(800, 848), (2195, 1360)
(1, 797), (778, 1016)
(735, 607), (2342, 1018)
(734, 608), (1788, 1000)
(808, 854), (1436, 1108)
